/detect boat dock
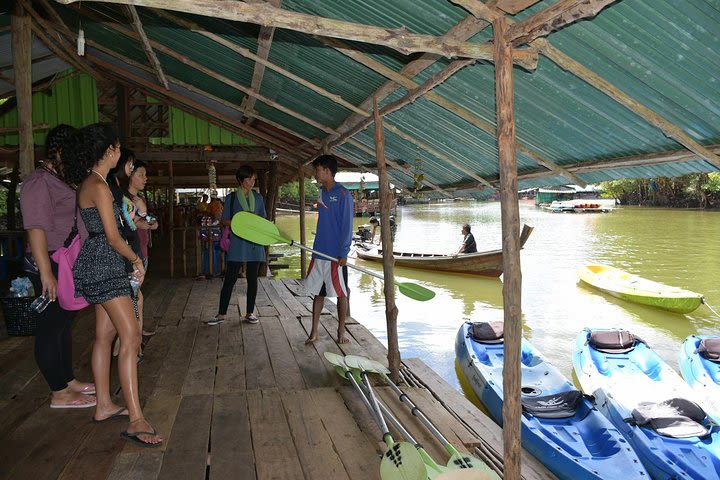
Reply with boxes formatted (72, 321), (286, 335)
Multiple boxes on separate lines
(0, 277), (554, 480)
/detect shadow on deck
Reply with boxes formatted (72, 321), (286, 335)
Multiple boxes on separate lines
(0, 276), (554, 480)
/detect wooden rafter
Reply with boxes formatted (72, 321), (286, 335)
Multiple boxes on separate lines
(507, 0), (620, 47)
(149, 8), (368, 117)
(240, 0), (280, 120)
(55, 0), (539, 68)
(319, 36), (586, 186)
(495, 0), (542, 14)
(67, 6), (342, 138)
(124, 4), (168, 88)
(84, 37), (321, 151)
(328, 58), (476, 149)
(86, 53), (304, 160)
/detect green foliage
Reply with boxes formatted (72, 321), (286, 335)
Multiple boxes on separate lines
(597, 173), (720, 208)
(278, 179), (318, 204)
(702, 172), (720, 192)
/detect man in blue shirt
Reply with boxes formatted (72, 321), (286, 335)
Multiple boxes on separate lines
(304, 155), (354, 344)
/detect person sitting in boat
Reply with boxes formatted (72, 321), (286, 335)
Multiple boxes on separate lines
(454, 224), (477, 256)
(368, 216), (379, 243)
(368, 215), (397, 243)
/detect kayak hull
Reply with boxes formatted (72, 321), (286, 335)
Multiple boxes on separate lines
(456, 323), (647, 480)
(573, 328), (720, 479)
(577, 264), (703, 314)
(679, 335), (720, 424)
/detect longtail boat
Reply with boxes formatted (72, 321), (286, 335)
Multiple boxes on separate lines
(353, 224), (533, 277)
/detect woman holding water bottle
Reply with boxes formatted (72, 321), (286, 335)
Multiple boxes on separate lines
(20, 125), (97, 409)
(63, 124), (162, 446)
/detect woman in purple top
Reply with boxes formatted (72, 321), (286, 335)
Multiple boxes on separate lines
(20, 125), (96, 409)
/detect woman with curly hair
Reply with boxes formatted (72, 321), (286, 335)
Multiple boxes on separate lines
(20, 124), (96, 409)
(63, 123), (162, 447)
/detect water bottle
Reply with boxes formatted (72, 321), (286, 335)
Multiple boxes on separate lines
(129, 272), (141, 296)
(30, 293), (51, 314)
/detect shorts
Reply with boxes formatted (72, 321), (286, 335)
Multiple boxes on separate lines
(304, 258), (349, 298)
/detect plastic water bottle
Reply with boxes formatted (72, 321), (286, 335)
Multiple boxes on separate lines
(129, 272), (141, 296)
(30, 293), (51, 314)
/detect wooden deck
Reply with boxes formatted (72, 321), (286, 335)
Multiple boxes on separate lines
(0, 277), (554, 480)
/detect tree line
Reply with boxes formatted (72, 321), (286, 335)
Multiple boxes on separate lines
(599, 172), (720, 208)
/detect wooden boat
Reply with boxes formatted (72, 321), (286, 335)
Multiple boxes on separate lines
(577, 264), (703, 314)
(353, 224), (533, 277)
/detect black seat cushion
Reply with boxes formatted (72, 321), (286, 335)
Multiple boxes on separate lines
(521, 390), (583, 419)
(698, 338), (720, 362)
(470, 321), (504, 344)
(588, 329), (637, 354)
(631, 398), (710, 438)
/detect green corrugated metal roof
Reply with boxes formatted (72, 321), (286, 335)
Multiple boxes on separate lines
(149, 104), (255, 146)
(4, 0), (720, 192)
(0, 71), (98, 145)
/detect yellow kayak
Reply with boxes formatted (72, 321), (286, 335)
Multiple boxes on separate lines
(578, 264), (703, 314)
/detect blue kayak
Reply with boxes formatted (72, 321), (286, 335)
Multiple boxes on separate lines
(679, 335), (720, 423)
(456, 322), (647, 480)
(573, 328), (720, 479)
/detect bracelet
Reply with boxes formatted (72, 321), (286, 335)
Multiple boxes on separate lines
(131, 254), (140, 264)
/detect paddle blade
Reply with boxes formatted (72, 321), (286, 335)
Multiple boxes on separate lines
(345, 355), (390, 375)
(446, 452), (500, 479)
(323, 351), (347, 368)
(434, 468), (499, 480)
(398, 281), (435, 301)
(230, 211), (290, 246)
(380, 442), (428, 480)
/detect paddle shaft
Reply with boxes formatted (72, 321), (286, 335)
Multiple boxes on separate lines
(292, 241), (387, 282)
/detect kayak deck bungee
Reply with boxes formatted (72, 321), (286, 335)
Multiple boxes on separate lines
(679, 335), (720, 424)
(573, 328), (720, 479)
(577, 264), (703, 314)
(456, 322), (647, 480)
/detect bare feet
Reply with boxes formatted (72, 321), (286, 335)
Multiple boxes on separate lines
(126, 418), (163, 446)
(68, 379), (96, 395)
(305, 335), (318, 345)
(337, 332), (350, 344)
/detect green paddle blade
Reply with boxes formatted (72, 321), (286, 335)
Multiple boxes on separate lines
(434, 468), (499, 480)
(446, 452), (500, 479)
(380, 442), (428, 480)
(398, 281), (435, 301)
(345, 355), (390, 375)
(230, 211), (291, 246)
(323, 351), (347, 368)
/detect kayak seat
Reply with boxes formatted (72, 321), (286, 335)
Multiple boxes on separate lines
(588, 329), (637, 354)
(521, 390), (584, 419)
(469, 321), (504, 344)
(698, 338), (720, 362)
(629, 398), (711, 439)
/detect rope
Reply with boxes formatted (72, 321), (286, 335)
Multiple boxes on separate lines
(703, 298), (720, 319)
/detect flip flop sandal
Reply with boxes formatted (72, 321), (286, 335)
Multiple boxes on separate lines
(73, 383), (96, 395)
(93, 407), (129, 423)
(120, 430), (163, 448)
(50, 396), (97, 409)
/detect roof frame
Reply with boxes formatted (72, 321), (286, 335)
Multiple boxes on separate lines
(123, 4), (168, 88)
(55, 0), (540, 68)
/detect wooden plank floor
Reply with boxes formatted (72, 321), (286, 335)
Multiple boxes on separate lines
(0, 277), (554, 480)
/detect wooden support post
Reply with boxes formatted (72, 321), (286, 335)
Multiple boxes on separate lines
(374, 95), (400, 382)
(117, 84), (131, 143)
(494, 17), (523, 480)
(12, 3), (34, 178)
(168, 159), (175, 278)
(182, 229), (187, 277)
(298, 164), (307, 279)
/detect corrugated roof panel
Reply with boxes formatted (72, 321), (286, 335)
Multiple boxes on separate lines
(0, 72), (98, 146)
(150, 106), (254, 146)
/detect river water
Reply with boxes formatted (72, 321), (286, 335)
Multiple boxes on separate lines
(273, 202), (720, 391)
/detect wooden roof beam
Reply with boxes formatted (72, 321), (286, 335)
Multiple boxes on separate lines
(148, 7), (368, 117)
(69, 6), (342, 138)
(320, 36), (586, 187)
(85, 38), (321, 152)
(86, 54), (304, 160)
(507, 0), (620, 47)
(328, 58), (476, 149)
(57, 0), (538, 67)
(239, 0), (280, 120)
(495, 0), (542, 15)
(124, 4), (169, 88)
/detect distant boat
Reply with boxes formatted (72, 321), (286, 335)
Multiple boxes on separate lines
(578, 264), (703, 314)
(354, 224), (533, 277)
